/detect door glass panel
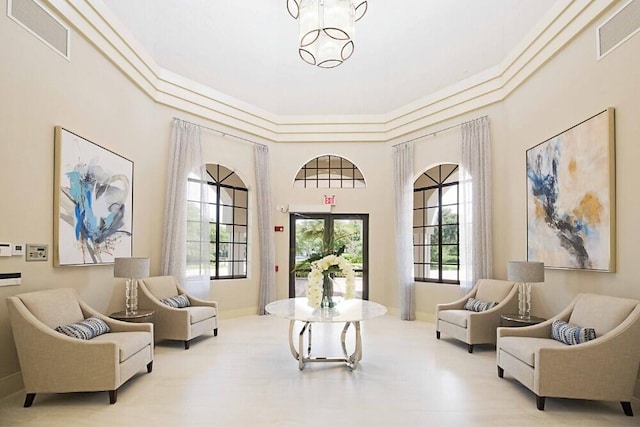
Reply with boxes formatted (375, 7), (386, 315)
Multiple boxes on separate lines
(293, 219), (325, 297)
(291, 215), (368, 300)
(333, 219), (364, 299)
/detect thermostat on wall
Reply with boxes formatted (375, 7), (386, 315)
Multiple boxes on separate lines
(26, 244), (48, 262)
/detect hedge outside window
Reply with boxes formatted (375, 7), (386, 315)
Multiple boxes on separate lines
(187, 164), (248, 280)
(413, 164), (459, 284)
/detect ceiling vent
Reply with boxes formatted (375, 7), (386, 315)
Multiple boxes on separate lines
(7, 0), (70, 60)
(597, 0), (640, 59)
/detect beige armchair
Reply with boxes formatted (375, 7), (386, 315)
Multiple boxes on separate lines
(6, 288), (153, 407)
(138, 276), (218, 349)
(497, 293), (640, 416)
(436, 279), (518, 353)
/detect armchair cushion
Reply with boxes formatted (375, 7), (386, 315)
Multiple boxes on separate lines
(551, 319), (596, 345)
(475, 281), (514, 302)
(19, 289), (84, 328)
(161, 294), (190, 308)
(55, 316), (110, 340)
(464, 298), (498, 312)
(568, 293), (637, 337)
(499, 336), (566, 367)
(93, 331), (153, 362)
(438, 310), (468, 328)
(188, 306), (217, 324)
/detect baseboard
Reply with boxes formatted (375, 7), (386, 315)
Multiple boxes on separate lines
(0, 371), (23, 400)
(218, 307), (258, 320)
(385, 307), (435, 323)
(415, 311), (436, 323)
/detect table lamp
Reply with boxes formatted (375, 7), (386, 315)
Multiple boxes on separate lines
(114, 257), (150, 315)
(507, 261), (544, 320)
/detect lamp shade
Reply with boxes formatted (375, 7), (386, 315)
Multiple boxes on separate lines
(114, 257), (150, 279)
(507, 261), (544, 283)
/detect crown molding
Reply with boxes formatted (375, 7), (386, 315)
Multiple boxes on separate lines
(44, 0), (615, 143)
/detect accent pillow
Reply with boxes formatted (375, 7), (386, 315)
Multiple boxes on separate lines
(161, 294), (191, 308)
(464, 297), (498, 312)
(551, 319), (597, 345)
(55, 316), (110, 340)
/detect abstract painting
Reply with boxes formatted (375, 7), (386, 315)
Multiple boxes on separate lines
(54, 127), (133, 266)
(526, 109), (615, 271)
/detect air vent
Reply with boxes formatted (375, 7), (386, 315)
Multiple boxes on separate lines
(7, 0), (70, 60)
(597, 0), (640, 59)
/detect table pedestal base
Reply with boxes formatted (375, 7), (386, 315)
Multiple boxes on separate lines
(288, 320), (362, 370)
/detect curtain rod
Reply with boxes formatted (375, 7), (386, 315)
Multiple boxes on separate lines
(173, 117), (266, 148)
(392, 115), (488, 147)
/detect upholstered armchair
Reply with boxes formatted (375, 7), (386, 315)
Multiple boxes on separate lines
(6, 288), (153, 406)
(138, 276), (218, 349)
(497, 293), (640, 416)
(436, 279), (518, 353)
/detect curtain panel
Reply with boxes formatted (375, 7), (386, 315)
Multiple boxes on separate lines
(459, 116), (493, 294)
(255, 144), (276, 314)
(161, 119), (210, 289)
(393, 142), (415, 320)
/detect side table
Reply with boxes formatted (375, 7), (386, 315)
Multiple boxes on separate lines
(109, 309), (155, 324)
(500, 313), (545, 327)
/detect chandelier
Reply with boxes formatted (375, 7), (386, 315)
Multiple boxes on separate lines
(287, 0), (368, 68)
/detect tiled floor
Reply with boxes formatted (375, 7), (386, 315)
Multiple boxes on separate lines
(0, 315), (637, 426)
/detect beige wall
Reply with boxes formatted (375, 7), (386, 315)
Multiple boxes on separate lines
(493, 20), (640, 316)
(0, 6), (167, 396)
(1, 1), (639, 399)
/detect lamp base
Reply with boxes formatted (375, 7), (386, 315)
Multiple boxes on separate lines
(518, 282), (531, 320)
(125, 278), (138, 315)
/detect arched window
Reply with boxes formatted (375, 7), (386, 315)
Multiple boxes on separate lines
(294, 155), (365, 188)
(187, 164), (248, 280)
(413, 164), (459, 284)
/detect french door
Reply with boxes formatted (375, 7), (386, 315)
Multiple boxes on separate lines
(289, 214), (369, 300)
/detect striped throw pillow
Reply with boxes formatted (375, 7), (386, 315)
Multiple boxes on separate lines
(464, 297), (498, 312)
(551, 319), (596, 345)
(160, 294), (191, 308)
(55, 316), (110, 340)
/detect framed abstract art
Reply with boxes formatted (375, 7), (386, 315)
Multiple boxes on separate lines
(526, 108), (615, 271)
(54, 127), (133, 266)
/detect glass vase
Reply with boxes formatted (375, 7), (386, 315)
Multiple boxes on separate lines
(321, 273), (335, 308)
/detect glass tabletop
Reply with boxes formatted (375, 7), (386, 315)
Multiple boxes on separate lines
(265, 298), (387, 323)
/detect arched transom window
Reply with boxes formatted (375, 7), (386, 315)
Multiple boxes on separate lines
(294, 155), (366, 188)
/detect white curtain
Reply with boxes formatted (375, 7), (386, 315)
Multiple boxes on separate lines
(161, 119), (210, 290)
(459, 116), (493, 294)
(255, 144), (276, 315)
(393, 142), (415, 320)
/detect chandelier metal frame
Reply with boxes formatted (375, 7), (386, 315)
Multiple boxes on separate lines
(287, 0), (368, 68)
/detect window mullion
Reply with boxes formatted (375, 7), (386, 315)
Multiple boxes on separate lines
(215, 183), (221, 280)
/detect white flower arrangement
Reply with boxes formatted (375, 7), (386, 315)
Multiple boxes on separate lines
(306, 254), (356, 308)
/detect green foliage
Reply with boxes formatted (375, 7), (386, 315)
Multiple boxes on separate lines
(429, 208), (459, 264)
(293, 219), (363, 276)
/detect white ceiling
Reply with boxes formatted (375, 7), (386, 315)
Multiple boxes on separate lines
(103, 0), (558, 117)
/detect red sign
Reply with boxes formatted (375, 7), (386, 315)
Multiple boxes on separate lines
(323, 195), (336, 206)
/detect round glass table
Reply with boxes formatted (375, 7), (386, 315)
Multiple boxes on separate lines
(265, 297), (387, 370)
